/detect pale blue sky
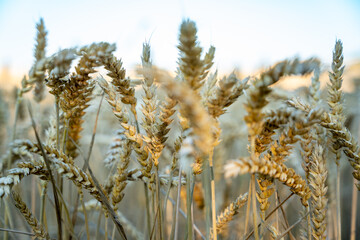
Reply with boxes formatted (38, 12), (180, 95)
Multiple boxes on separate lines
(0, 0), (359, 76)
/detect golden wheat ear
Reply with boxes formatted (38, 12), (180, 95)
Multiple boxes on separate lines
(178, 19), (215, 92)
(99, 76), (152, 175)
(211, 192), (248, 235)
(46, 48), (77, 97)
(225, 158), (311, 207)
(11, 191), (50, 239)
(100, 53), (137, 115)
(140, 42), (162, 166)
(60, 42), (115, 159)
(309, 145), (328, 239)
(206, 73), (249, 118)
(111, 133), (132, 210)
(30, 18), (48, 102)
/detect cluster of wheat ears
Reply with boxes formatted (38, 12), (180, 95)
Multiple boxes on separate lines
(0, 18), (359, 240)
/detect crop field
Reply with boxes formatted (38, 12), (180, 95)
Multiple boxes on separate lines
(0, 16), (359, 240)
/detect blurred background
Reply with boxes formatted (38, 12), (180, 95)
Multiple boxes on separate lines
(0, 0), (360, 90)
(1, 1), (360, 239)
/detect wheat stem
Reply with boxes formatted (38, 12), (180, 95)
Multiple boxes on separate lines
(39, 181), (47, 225)
(96, 208), (103, 240)
(173, 165), (182, 240)
(155, 168), (164, 240)
(336, 163), (341, 240)
(207, 147), (216, 240)
(144, 183), (151, 238)
(251, 174), (259, 240)
(81, 197), (90, 240)
(186, 169), (194, 240)
(203, 160), (212, 239)
(350, 181), (358, 240)
(244, 174), (253, 238)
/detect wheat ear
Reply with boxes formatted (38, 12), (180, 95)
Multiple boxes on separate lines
(288, 98), (360, 189)
(206, 73), (249, 118)
(100, 52), (137, 117)
(140, 42), (163, 166)
(178, 19), (213, 91)
(60, 42), (115, 158)
(212, 192), (248, 234)
(11, 191), (50, 239)
(225, 158), (311, 207)
(98, 77), (152, 179)
(46, 48), (77, 97)
(111, 133), (131, 210)
(5, 141), (110, 212)
(30, 18), (47, 102)
(309, 145), (328, 240)
(327, 40), (345, 239)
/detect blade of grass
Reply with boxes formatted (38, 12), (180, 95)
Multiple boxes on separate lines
(27, 101), (63, 240)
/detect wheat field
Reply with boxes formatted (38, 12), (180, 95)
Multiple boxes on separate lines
(0, 18), (359, 240)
